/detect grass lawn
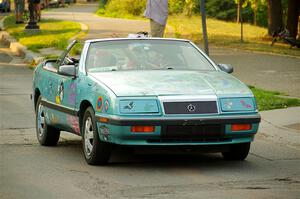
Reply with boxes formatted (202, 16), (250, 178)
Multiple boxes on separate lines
(4, 16), (82, 52)
(167, 15), (300, 57)
(250, 86), (300, 111)
(97, 11), (300, 57)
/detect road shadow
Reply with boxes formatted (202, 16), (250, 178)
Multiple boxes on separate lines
(54, 140), (257, 171)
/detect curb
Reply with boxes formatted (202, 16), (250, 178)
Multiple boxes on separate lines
(0, 17), (89, 65)
(0, 16), (4, 31)
(68, 22), (88, 42)
(0, 31), (44, 65)
(0, 16), (44, 65)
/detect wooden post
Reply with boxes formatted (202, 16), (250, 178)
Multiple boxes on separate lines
(239, 1), (244, 43)
(200, 0), (209, 55)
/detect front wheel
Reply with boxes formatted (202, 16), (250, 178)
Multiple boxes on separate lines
(222, 143), (250, 161)
(36, 96), (60, 146)
(82, 107), (112, 165)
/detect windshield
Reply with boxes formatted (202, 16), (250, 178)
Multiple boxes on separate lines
(85, 40), (215, 72)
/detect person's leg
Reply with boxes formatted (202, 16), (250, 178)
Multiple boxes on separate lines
(15, 4), (23, 23)
(36, 3), (41, 21)
(15, 2), (19, 23)
(33, 3), (40, 21)
(150, 19), (165, 37)
(19, 0), (25, 23)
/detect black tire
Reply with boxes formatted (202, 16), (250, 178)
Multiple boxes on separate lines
(36, 96), (60, 146)
(222, 142), (250, 161)
(82, 107), (112, 165)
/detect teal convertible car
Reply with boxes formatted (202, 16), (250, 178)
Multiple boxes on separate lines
(32, 38), (260, 165)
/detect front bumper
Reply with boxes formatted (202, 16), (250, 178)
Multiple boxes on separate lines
(95, 114), (261, 146)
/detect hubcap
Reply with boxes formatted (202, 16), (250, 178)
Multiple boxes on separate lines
(84, 117), (94, 157)
(37, 104), (45, 138)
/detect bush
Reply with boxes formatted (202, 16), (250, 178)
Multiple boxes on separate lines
(102, 0), (189, 16)
(256, 3), (268, 27)
(104, 0), (146, 16)
(99, 0), (108, 8)
(169, 0), (185, 14)
(205, 0), (237, 21)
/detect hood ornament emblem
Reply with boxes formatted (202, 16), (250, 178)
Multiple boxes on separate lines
(187, 104), (196, 112)
(124, 102), (134, 110)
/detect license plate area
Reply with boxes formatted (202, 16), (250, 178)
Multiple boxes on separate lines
(162, 124), (225, 139)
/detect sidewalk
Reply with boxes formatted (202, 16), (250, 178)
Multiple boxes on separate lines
(257, 107), (300, 150)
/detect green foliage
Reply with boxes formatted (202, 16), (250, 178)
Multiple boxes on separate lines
(169, 0), (185, 14)
(256, 2), (268, 27)
(249, 86), (300, 111)
(205, 0), (236, 21)
(184, 0), (195, 17)
(102, 0), (146, 17)
(4, 16), (82, 52)
(99, 0), (108, 8)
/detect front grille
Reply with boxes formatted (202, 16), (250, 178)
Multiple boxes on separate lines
(161, 124), (224, 140)
(147, 138), (230, 143)
(163, 101), (218, 114)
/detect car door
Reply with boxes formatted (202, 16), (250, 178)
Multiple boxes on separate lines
(47, 40), (81, 134)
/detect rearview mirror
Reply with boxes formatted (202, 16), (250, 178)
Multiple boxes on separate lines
(218, 64), (234, 74)
(58, 65), (76, 78)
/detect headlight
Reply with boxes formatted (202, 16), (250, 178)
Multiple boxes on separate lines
(220, 98), (255, 112)
(119, 100), (159, 114)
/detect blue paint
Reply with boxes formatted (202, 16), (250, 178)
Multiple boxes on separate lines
(120, 100), (159, 114)
(220, 98), (255, 112)
(33, 39), (260, 150)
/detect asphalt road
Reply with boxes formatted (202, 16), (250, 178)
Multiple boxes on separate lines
(211, 48), (300, 98)
(0, 47), (299, 199)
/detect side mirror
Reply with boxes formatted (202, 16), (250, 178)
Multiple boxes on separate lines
(58, 65), (76, 78)
(218, 64), (234, 74)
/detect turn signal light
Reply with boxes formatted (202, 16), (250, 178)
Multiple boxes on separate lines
(231, 124), (252, 131)
(131, 126), (155, 133)
(99, 117), (109, 123)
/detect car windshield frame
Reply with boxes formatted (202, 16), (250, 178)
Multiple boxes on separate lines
(84, 39), (217, 73)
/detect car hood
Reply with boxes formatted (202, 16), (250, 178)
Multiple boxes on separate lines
(90, 70), (252, 97)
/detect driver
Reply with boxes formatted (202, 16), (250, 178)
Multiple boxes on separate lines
(92, 50), (117, 69)
(127, 44), (166, 69)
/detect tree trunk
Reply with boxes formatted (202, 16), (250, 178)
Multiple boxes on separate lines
(286, 0), (300, 38)
(267, 0), (284, 35)
(253, 0), (258, 25)
(237, 2), (240, 23)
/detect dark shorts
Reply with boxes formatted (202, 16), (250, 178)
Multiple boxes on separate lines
(33, 0), (41, 3)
